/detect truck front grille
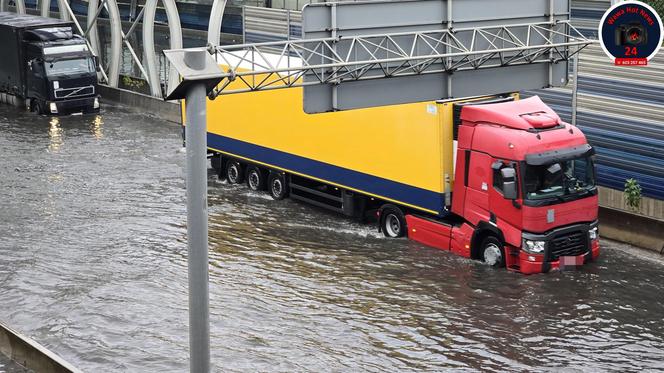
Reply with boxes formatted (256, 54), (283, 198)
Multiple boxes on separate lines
(55, 85), (95, 99)
(548, 230), (588, 261)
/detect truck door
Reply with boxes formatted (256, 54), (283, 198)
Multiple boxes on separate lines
(463, 151), (492, 225)
(26, 59), (45, 101)
(489, 159), (522, 238)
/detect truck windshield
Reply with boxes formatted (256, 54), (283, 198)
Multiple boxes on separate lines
(45, 58), (94, 76)
(523, 156), (595, 201)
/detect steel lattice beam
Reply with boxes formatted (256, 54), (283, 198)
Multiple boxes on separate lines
(204, 20), (595, 98)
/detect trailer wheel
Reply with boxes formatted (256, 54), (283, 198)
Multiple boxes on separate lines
(225, 160), (244, 184)
(268, 172), (288, 200)
(246, 166), (267, 191)
(480, 236), (505, 267)
(380, 204), (406, 238)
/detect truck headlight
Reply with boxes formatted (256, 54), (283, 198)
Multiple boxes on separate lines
(93, 97), (100, 109)
(589, 227), (599, 241)
(49, 102), (58, 113)
(523, 239), (546, 254)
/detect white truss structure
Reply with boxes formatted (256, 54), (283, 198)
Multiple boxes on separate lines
(208, 20), (595, 98)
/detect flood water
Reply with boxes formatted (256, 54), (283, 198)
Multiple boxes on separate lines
(1, 104), (663, 372)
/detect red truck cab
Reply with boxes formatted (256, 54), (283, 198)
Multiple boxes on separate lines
(407, 96), (600, 274)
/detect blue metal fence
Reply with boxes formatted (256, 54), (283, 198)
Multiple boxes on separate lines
(523, 88), (664, 201)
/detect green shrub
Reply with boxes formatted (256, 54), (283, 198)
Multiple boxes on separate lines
(624, 178), (642, 211)
(122, 75), (146, 89)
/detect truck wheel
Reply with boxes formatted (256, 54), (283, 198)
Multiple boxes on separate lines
(380, 205), (406, 238)
(481, 236), (505, 267)
(246, 166), (267, 191)
(211, 154), (223, 177)
(268, 172), (288, 200)
(225, 160), (244, 184)
(34, 100), (45, 115)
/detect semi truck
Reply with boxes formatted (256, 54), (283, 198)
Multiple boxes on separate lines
(196, 59), (600, 275)
(0, 12), (99, 115)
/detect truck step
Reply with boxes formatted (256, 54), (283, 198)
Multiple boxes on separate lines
(290, 183), (343, 202)
(290, 193), (344, 213)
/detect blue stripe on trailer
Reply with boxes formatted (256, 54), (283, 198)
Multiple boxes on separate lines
(207, 133), (446, 215)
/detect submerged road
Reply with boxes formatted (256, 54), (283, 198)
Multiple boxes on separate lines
(0, 104), (663, 372)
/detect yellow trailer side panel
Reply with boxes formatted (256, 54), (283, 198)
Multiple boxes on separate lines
(199, 70), (464, 214)
(206, 87), (449, 193)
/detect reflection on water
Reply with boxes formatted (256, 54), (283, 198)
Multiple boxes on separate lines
(48, 117), (63, 152)
(45, 114), (104, 152)
(90, 115), (104, 140)
(0, 105), (664, 372)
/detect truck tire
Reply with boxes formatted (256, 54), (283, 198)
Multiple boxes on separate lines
(211, 154), (224, 178)
(225, 160), (244, 184)
(480, 236), (505, 267)
(246, 166), (267, 191)
(34, 100), (45, 115)
(380, 204), (407, 238)
(268, 172), (288, 200)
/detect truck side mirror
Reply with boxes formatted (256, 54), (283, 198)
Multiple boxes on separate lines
(93, 55), (100, 72)
(501, 167), (517, 200)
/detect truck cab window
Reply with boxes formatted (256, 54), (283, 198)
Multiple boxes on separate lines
(492, 161), (516, 194)
(524, 156), (595, 201)
(493, 165), (504, 192)
(31, 61), (44, 77)
(45, 58), (94, 76)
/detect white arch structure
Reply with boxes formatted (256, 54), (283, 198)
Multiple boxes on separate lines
(207, 0), (227, 46)
(142, 0), (182, 98)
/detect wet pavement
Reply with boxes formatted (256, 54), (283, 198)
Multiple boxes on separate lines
(0, 104), (663, 372)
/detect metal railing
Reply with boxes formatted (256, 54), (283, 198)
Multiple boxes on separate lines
(209, 21), (594, 97)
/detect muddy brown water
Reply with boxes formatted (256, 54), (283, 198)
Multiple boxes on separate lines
(0, 104), (663, 372)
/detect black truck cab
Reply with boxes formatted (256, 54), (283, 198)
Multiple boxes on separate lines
(24, 29), (99, 115)
(0, 13), (99, 115)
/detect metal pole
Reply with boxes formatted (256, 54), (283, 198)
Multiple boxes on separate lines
(84, 0), (108, 38)
(129, 0), (137, 21)
(183, 51), (210, 373)
(242, 5), (246, 44)
(286, 9), (290, 41)
(571, 47), (579, 126)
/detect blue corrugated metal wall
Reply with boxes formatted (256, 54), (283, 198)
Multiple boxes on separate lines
(524, 0), (664, 201)
(522, 88), (664, 200)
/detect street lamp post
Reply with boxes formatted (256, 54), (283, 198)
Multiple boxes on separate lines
(163, 48), (224, 373)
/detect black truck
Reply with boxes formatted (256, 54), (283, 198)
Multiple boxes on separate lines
(0, 12), (99, 115)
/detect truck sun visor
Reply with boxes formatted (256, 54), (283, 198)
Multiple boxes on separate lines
(525, 144), (594, 165)
(23, 27), (73, 41)
(43, 44), (89, 56)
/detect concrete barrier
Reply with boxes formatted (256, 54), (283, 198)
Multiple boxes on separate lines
(98, 84), (182, 124)
(597, 186), (664, 253)
(600, 207), (664, 254)
(0, 321), (82, 373)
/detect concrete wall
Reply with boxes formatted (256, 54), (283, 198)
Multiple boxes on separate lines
(598, 187), (664, 252)
(0, 321), (81, 373)
(98, 84), (182, 124)
(600, 206), (664, 254)
(599, 186), (664, 222)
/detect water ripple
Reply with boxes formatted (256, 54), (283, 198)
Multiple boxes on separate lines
(0, 104), (663, 372)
